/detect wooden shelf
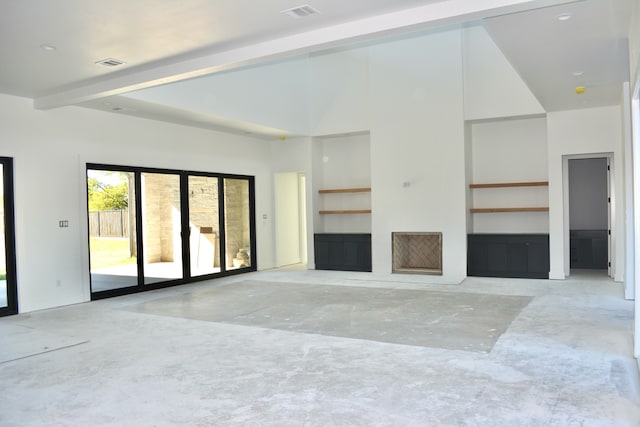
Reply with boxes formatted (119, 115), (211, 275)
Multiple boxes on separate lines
(470, 207), (549, 214)
(319, 187), (371, 194)
(319, 209), (372, 215)
(469, 181), (548, 189)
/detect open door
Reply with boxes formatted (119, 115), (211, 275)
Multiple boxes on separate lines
(567, 156), (611, 276)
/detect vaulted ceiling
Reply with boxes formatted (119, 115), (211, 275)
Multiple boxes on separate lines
(0, 0), (633, 135)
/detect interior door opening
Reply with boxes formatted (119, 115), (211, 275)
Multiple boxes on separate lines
(275, 172), (307, 268)
(567, 157), (611, 277)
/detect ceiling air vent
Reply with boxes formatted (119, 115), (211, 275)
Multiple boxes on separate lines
(95, 58), (126, 67)
(281, 4), (319, 19)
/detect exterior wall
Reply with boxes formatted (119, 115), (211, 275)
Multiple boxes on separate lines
(0, 93), (273, 313)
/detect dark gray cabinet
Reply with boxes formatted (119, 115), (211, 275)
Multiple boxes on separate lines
(467, 234), (549, 279)
(314, 233), (372, 272)
(570, 230), (608, 269)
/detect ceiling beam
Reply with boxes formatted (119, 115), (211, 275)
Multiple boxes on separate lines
(34, 0), (576, 110)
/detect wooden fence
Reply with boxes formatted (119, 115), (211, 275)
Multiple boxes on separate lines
(89, 210), (129, 238)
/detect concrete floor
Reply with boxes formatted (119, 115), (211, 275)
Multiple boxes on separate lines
(0, 268), (639, 426)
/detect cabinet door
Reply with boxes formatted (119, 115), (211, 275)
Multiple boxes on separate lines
(487, 243), (508, 273)
(314, 234), (371, 272)
(527, 241), (550, 275)
(508, 243), (528, 273)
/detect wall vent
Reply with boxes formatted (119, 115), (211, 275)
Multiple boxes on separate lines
(95, 58), (126, 67)
(281, 4), (320, 19)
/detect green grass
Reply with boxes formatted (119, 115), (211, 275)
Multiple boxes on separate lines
(0, 273), (5, 281)
(90, 237), (136, 270)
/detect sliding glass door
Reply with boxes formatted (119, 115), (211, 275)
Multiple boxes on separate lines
(224, 178), (253, 271)
(88, 169), (138, 292)
(0, 157), (18, 316)
(188, 176), (221, 277)
(87, 165), (255, 298)
(141, 172), (184, 284)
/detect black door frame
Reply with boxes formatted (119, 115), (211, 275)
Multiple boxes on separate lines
(1, 157), (18, 317)
(87, 163), (257, 300)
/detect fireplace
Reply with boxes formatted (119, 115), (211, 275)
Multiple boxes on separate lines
(392, 232), (442, 275)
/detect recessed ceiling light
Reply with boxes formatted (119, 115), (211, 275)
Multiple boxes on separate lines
(572, 71), (584, 77)
(39, 44), (56, 51)
(556, 13), (572, 21)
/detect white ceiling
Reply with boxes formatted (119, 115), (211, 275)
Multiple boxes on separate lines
(0, 0), (634, 134)
(484, 0), (632, 112)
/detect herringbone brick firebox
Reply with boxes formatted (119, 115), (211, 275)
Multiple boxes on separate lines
(392, 232), (442, 275)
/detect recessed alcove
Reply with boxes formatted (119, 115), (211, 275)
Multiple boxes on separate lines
(392, 232), (442, 275)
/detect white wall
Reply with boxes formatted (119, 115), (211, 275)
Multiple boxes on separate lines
(547, 106), (624, 281)
(125, 56), (311, 135)
(469, 117), (548, 234)
(630, 0), (640, 91)
(0, 93), (275, 313)
(369, 29), (466, 283)
(310, 48), (370, 136)
(269, 136), (315, 268)
(315, 133), (371, 234)
(462, 25), (545, 121)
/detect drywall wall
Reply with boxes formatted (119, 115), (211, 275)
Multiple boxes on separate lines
(568, 158), (608, 230)
(0, 93), (274, 313)
(269, 136), (315, 268)
(369, 29), (466, 282)
(125, 56), (311, 135)
(630, 0), (640, 90)
(469, 117), (548, 234)
(462, 25), (545, 121)
(547, 106), (624, 281)
(310, 48), (370, 136)
(314, 133), (371, 234)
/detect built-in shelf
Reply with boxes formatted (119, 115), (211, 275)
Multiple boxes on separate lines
(318, 187), (371, 194)
(470, 207), (549, 214)
(469, 181), (548, 189)
(320, 209), (372, 215)
(318, 187), (372, 215)
(469, 181), (549, 214)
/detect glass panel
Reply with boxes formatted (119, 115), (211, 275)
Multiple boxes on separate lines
(188, 176), (220, 276)
(224, 178), (252, 270)
(0, 163), (6, 308)
(141, 172), (183, 284)
(88, 170), (138, 292)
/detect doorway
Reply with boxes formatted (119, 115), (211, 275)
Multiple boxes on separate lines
(274, 172), (307, 268)
(0, 157), (18, 316)
(567, 157), (611, 276)
(87, 164), (256, 299)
